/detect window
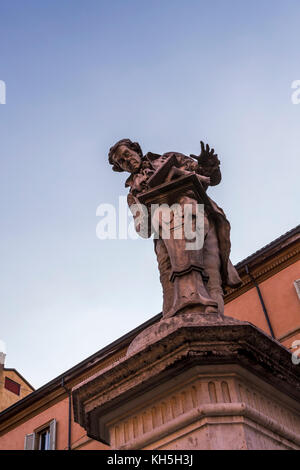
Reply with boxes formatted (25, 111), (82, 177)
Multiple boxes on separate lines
(38, 427), (51, 450)
(4, 377), (20, 395)
(24, 419), (56, 450)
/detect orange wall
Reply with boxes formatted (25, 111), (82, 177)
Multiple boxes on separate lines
(0, 396), (108, 450)
(225, 260), (300, 348)
(225, 285), (271, 333)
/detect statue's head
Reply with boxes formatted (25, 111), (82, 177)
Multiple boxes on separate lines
(108, 139), (143, 174)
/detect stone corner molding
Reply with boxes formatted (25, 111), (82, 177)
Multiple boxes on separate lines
(72, 313), (300, 450)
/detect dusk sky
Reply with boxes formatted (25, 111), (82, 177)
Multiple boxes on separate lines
(0, 0), (299, 388)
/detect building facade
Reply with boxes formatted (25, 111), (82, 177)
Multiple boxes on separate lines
(0, 353), (34, 414)
(0, 226), (299, 450)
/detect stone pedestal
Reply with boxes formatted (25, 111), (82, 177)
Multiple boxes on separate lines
(72, 314), (300, 450)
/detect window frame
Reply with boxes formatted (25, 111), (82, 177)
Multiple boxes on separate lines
(24, 419), (56, 450)
(36, 425), (51, 450)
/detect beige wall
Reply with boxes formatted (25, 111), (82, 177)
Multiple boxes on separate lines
(0, 368), (33, 413)
(0, 366), (33, 412)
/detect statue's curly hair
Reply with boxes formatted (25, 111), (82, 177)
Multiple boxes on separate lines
(108, 139), (143, 172)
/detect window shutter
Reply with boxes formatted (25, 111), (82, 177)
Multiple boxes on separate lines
(4, 377), (20, 395)
(294, 279), (300, 300)
(24, 433), (35, 450)
(49, 419), (56, 450)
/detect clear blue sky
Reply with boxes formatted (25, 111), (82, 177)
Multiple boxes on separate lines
(0, 0), (299, 388)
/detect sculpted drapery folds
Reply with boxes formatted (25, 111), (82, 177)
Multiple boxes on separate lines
(108, 139), (241, 317)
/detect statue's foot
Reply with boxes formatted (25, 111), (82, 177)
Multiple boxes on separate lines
(204, 304), (221, 314)
(164, 296), (219, 318)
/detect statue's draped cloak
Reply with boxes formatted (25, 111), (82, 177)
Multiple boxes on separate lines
(126, 152), (242, 290)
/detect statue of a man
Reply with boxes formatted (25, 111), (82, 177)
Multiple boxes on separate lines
(108, 139), (241, 317)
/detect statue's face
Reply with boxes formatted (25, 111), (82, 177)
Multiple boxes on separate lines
(113, 144), (142, 173)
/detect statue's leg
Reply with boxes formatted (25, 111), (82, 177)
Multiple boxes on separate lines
(203, 218), (224, 315)
(160, 210), (218, 317)
(154, 239), (174, 316)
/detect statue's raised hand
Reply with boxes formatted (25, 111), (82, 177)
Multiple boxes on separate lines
(198, 141), (219, 164)
(190, 141), (221, 186)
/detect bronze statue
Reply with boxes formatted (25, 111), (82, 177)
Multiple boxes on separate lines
(108, 139), (241, 317)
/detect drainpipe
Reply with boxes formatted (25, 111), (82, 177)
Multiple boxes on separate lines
(61, 377), (72, 450)
(245, 264), (275, 339)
